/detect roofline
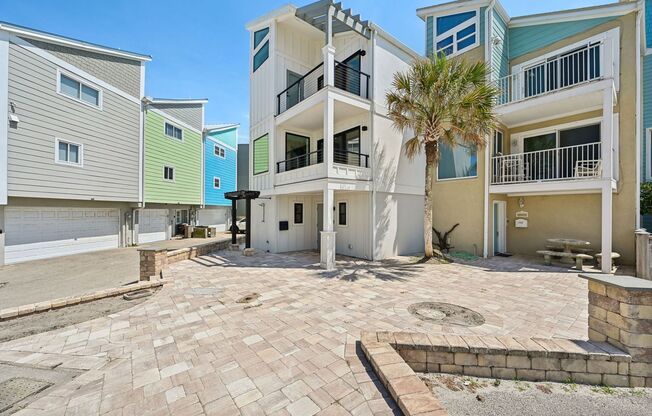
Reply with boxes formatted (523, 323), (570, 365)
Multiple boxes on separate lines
(369, 23), (422, 61)
(143, 97), (208, 105)
(0, 21), (151, 62)
(509, 1), (639, 27)
(246, 4), (297, 30)
(204, 124), (240, 133)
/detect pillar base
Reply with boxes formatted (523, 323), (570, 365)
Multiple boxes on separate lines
(243, 248), (255, 257)
(320, 231), (337, 270)
(229, 243), (241, 251)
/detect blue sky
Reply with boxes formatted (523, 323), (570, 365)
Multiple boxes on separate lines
(0, 0), (613, 143)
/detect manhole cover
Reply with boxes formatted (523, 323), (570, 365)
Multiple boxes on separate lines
(0, 378), (53, 413)
(408, 302), (485, 327)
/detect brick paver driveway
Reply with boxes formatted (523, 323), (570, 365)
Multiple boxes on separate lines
(0, 251), (588, 415)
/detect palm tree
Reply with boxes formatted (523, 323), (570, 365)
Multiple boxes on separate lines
(386, 54), (498, 258)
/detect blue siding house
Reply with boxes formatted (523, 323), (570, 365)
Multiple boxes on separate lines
(197, 124), (239, 228)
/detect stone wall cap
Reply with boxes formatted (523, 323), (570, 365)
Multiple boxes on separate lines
(579, 273), (652, 291)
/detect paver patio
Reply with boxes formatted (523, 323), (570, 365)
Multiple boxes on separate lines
(0, 250), (588, 415)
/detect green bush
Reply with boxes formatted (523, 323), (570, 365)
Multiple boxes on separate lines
(641, 183), (652, 215)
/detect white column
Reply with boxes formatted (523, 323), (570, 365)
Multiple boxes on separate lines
(601, 86), (614, 273)
(320, 187), (336, 270)
(324, 95), (334, 176)
(0, 32), (9, 206)
(323, 45), (335, 88)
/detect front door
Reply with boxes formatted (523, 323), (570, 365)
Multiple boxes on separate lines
(286, 70), (303, 109)
(316, 203), (323, 250)
(493, 201), (506, 255)
(175, 209), (189, 235)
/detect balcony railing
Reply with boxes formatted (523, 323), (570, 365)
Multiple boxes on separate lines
(276, 60), (370, 115)
(491, 142), (602, 185)
(493, 42), (603, 106)
(276, 149), (369, 173)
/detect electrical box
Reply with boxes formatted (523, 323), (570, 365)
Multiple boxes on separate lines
(515, 218), (528, 228)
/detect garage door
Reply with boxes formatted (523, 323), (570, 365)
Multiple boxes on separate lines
(4, 207), (120, 264)
(138, 209), (168, 244)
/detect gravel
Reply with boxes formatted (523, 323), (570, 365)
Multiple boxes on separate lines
(421, 373), (652, 416)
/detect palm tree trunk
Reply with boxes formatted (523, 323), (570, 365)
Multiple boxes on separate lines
(424, 143), (437, 257)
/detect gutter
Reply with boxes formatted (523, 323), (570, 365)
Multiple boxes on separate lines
(636, 6), (642, 228)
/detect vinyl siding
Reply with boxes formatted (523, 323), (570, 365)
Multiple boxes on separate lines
(508, 17), (617, 60)
(647, 0), (652, 49)
(7, 41), (141, 201)
(27, 38), (142, 97)
(150, 103), (203, 131)
(643, 54), (652, 180)
(491, 9), (509, 81)
(204, 131), (237, 207)
(426, 16), (434, 57)
(144, 110), (202, 205)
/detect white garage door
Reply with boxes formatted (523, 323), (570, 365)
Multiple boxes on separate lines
(4, 207), (120, 264)
(138, 209), (168, 244)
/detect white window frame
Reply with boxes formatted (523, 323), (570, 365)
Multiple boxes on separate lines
(56, 69), (103, 110)
(54, 138), (83, 167)
(337, 201), (348, 227)
(164, 122), (184, 142)
(292, 202), (304, 225)
(494, 130), (504, 156)
(163, 165), (175, 182)
(214, 144), (226, 158)
(433, 9), (480, 58)
(213, 176), (221, 189)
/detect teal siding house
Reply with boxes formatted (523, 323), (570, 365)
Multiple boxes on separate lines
(204, 124), (238, 201)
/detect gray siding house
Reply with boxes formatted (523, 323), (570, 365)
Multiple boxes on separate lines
(0, 22), (151, 264)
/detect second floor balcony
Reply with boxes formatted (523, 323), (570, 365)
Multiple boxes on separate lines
(276, 149), (369, 173)
(491, 142), (603, 187)
(276, 59), (370, 115)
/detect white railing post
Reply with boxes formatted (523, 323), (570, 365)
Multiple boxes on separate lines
(636, 229), (651, 280)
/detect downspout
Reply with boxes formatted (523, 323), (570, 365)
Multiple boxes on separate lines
(482, 2), (495, 258)
(370, 28), (377, 260)
(635, 6), (642, 229)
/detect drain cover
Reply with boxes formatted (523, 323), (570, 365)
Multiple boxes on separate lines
(0, 378), (53, 413)
(408, 302), (485, 327)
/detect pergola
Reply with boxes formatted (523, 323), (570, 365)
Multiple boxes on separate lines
(224, 190), (260, 249)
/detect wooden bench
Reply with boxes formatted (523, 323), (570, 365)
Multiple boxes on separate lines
(536, 250), (593, 271)
(595, 252), (621, 269)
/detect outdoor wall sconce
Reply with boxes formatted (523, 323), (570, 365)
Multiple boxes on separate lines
(518, 197), (525, 209)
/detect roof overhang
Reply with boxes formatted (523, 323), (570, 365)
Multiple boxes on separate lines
(417, 0), (490, 21)
(245, 4), (297, 31)
(509, 1), (639, 28)
(296, 0), (371, 39)
(204, 123), (240, 133)
(143, 97), (208, 105)
(0, 21), (151, 62)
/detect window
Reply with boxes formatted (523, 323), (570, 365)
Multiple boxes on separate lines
(214, 145), (225, 158)
(433, 10), (478, 57)
(164, 122), (183, 141)
(293, 203), (303, 225)
(253, 134), (269, 175)
(334, 126), (361, 165)
(285, 133), (310, 171)
(438, 141), (477, 180)
(164, 166), (175, 181)
(58, 73), (101, 107)
(253, 27), (269, 49)
(494, 130), (504, 156)
(338, 202), (347, 226)
(213, 177), (221, 189)
(55, 139), (82, 166)
(253, 41), (269, 72)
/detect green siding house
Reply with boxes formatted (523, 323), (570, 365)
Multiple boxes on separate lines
(139, 97), (207, 243)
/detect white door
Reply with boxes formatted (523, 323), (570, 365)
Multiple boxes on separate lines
(316, 203), (323, 250)
(493, 201), (507, 255)
(4, 207), (120, 264)
(139, 209), (168, 244)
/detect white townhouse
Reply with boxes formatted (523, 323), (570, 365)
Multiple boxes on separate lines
(0, 22), (150, 264)
(246, 1), (426, 269)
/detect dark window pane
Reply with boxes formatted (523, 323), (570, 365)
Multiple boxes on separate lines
(436, 11), (475, 35)
(60, 75), (80, 99)
(294, 203), (303, 224)
(253, 41), (269, 72)
(338, 202), (347, 225)
(254, 27), (269, 49)
(81, 84), (99, 106)
(456, 34), (476, 51)
(456, 24), (475, 40)
(438, 141), (477, 179)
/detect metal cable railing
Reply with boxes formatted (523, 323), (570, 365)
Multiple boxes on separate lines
(276, 149), (369, 173)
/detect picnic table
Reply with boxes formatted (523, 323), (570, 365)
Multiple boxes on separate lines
(546, 238), (591, 254)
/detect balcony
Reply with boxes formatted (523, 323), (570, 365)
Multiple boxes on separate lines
(492, 42), (611, 126)
(276, 60), (370, 115)
(276, 149), (369, 173)
(492, 142), (601, 184)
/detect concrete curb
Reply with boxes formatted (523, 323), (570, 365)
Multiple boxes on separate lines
(0, 280), (166, 321)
